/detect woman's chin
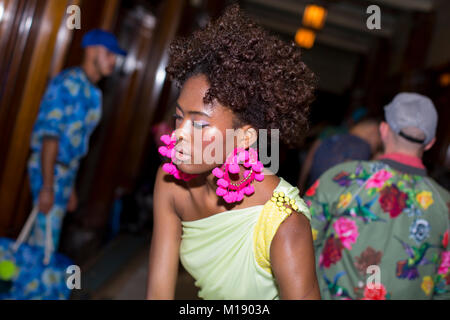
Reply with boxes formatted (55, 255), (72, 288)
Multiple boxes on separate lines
(176, 162), (216, 175)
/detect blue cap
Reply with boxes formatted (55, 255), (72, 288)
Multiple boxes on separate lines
(81, 29), (127, 56)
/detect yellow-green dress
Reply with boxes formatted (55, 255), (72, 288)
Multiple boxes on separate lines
(179, 177), (311, 299)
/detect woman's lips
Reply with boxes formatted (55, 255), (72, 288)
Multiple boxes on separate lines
(175, 149), (191, 162)
(175, 148), (190, 155)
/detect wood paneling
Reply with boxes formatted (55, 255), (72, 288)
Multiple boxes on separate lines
(100, 0), (120, 30)
(0, 0), (39, 169)
(120, 0), (184, 191)
(48, 0), (81, 78)
(0, 0), (68, 236)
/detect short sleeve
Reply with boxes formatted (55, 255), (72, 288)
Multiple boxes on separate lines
(34, 80), (67, 139)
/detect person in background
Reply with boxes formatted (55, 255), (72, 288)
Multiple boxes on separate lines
(305, 92), (450, 300)
(27, 29), (126, 252)
(298, 118), (381, 193)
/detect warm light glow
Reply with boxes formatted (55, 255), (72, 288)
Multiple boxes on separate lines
(439, 73), (450, 87)
(0, 3), (4, 23)
(156, 64), (166, 85)
(302, 5), (327, 30)
(295, 28), (316, 49)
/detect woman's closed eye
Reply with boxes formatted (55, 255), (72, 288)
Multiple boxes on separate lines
(172, 113), (183, 125)
(173, 113), (209, 129)
(193, 121), (209, 129)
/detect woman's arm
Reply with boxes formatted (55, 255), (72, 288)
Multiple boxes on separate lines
(146, 166), (182, 299)
(271, 211), (321, 300)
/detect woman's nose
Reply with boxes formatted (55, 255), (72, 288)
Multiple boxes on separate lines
(175, 120), (192, 142)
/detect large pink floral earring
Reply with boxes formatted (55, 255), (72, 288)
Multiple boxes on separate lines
(212, 147), (264, 204)
(158, 132), (197, 181)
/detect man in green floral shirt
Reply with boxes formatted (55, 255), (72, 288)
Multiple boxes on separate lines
(305, 93), (449, 300)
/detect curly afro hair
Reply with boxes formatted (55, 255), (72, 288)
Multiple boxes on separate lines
(166, 4), (317, 147)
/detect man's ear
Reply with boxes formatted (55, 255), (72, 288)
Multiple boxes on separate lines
(239, 125), (257, 149)
(379, 121), (389, 141)
(84, 46), (99, 62)
(424, 137), (436, 151)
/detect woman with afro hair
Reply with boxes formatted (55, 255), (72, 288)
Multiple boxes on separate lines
(147, 4), (320, 300)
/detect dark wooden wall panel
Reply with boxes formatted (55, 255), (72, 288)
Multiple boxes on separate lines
(119, 0), (185, 191)
(0, 0), (39, 170)
(0, 0), (69, 236)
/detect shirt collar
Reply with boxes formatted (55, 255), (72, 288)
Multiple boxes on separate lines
(377, 152), (427, 176)
(378, 153), (425, 169)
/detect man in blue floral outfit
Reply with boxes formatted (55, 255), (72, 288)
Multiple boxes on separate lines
(305, 93), (450, 299)
(28, 30), (126, 252)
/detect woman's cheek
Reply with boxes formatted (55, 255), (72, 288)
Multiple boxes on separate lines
(201, 127), (227, 164)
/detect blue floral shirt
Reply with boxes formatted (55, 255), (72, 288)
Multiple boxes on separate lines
(30, 67), (102, 166)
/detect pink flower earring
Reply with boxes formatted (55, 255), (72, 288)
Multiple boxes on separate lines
(212, 147), (264, 204)
(158, 132), (197, 181)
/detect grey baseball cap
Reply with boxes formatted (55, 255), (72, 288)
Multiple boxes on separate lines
(384, 92), (438, 145)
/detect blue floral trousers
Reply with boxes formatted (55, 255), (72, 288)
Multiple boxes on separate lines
(27, 153), (79, 251)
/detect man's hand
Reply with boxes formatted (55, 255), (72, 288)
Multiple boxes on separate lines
(67, 190), (78, 212)
(38, 188), (54, 214)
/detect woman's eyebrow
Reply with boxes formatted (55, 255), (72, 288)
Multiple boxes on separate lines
(176, 101), (211, 118)
(188, 111), (211, 118)
(175, 102), (184, 115)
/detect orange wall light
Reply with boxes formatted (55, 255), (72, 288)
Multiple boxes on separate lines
(295, 28), (316, 49)
(302, 4), (327, 30)
(439, 73), (450, 87)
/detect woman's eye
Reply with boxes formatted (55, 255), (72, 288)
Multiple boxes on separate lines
(193, 121), (209, 129)
(173, 113), (183, 122)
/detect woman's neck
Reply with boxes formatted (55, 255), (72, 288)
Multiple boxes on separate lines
(205, 169), (219, 194)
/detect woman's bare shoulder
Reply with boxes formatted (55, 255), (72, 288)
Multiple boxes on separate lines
(253, 173), (281, 204)
(154, 166), (189, 207)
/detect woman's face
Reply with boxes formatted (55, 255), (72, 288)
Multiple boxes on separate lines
(173, 74), (244, 175)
